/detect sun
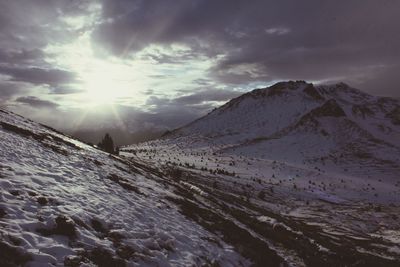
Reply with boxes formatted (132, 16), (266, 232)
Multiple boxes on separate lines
(45, 30), (148, 108)
(82, 63), (120, 105)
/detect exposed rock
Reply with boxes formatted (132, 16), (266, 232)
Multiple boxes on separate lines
(386, 106), (400, 125)
(303, 84), (324, 101)
(352, 104), (375, 118)
(309, 99), (346, 118)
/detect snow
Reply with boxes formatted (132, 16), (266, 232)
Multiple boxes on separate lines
(144, 81), (400, 204)
(0, 108), (248, 267)
(121, 82), (400, 265)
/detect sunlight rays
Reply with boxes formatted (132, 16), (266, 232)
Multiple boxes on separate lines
(41, 2), (219, 119)
(45, 31), (149, 108)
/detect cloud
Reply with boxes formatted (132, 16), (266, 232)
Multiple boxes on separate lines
(147, 88), (241, 107)
(0, 48), (45, 64)
(15, 96), (59, 108)
(93, 0), (400, 96)
(0, 82), (24, 99)
(48, 85), (84, 95)
(0, 66), (77, 86)
(340, 64), (400, 97)
(0, 0), (96, 104)
(174, 88), (242, 105)
(265, 27), (291, 36)
(0, 1), (83, 51)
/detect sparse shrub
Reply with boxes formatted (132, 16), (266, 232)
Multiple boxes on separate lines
(212, 181), (218, 189)
(37, 196), (48, 205)
(258, 191), (266, 200)
(0, 241), (32, 267)
(37, 215), (76, 238)
(0, 208), (6, 218)
(374, 206), (382, 212)
(165, 167), (183, 181)
(91, 219), (108, 234)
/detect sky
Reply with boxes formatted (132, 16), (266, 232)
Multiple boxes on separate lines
(0, 0), (399, 139)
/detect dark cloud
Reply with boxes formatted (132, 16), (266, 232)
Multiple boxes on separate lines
(93, 0), (246, 55)
(48, 85), (84, 95)
(0, 82), (22, 97)
(0, 48), (45, 64)
(15, 96), (59, 108)
(193, 78), (213, 86)
(94, 0), (400, 96)
(174, 88), (242, 105)
(0, 66), (77, 86)
(344, 64), (400, 97)
(0, 82), (26, 104)
(0, 1), (91, 105)
(147, 88), (241, 106)
(0, 1), (77, 50)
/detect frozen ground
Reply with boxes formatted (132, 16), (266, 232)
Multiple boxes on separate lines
(122, 82), (400, 266)
(0, 109), (248, 267)
(123, 138), (400, 266)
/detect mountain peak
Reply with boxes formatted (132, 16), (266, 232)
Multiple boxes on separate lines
(265, 80), (309, 97)
(217, 81), (314, 113)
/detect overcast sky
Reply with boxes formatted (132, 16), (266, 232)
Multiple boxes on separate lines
(0, 0), (399, 133)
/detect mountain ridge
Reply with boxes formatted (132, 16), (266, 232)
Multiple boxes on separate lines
(149, 81), (400, 193)
(164, 81), (400, 156)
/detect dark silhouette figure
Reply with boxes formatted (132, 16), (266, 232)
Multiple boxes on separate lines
(98, 133), (115, 154)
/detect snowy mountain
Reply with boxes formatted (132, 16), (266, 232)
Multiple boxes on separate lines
(162, 81), (400, 179)
(168, 81), (399, 157)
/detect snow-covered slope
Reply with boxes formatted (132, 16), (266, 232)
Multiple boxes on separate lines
(163, 81), (400, 178)
(121, 79), (400, 265)
(169, 81), (399, 149)
(0, 109), (247, 267)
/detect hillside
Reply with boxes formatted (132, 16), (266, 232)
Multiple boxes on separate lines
(167, 81), (400, 161)
(158, 81), (400, 187)
(0, 109), (247, 267)
(121, 82), (400, 266)
(1, 81), (400, 266)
